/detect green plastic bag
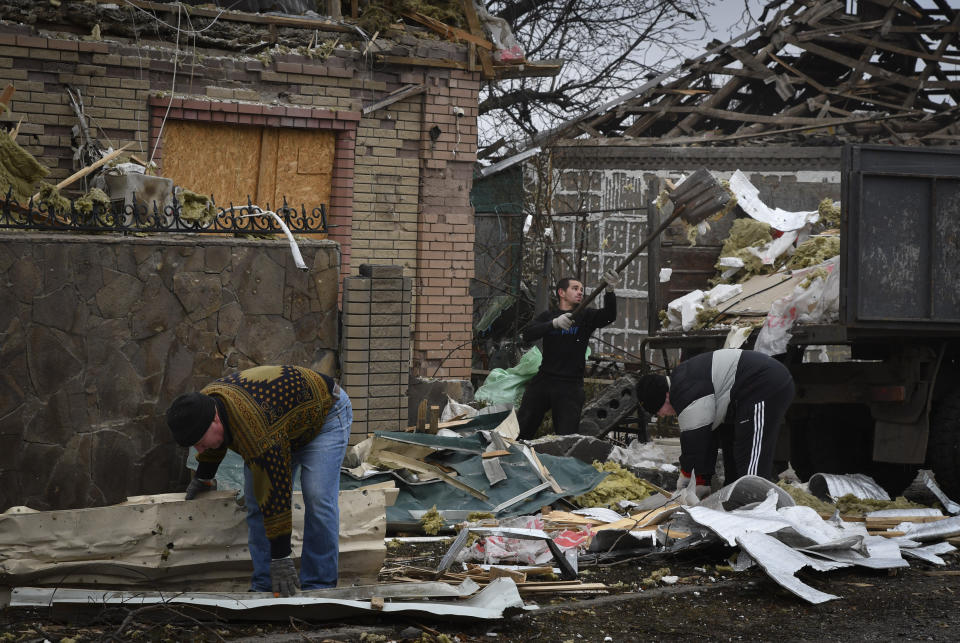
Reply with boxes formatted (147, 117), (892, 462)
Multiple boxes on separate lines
(474, 346), (542, 407)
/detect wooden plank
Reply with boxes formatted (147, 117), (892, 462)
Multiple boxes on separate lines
(164, 121), (261, 206)
(796, 19), (887, 41)
(542, 510), (599, 525)
(256, 127), (278, 208)
(492, 60), (563, 79)
(488, 567), (527, 583)
(842, 32), (960, 66)
(416, 399), (427, 433)
(362, 84), (426, 115)
(376, 450), (490, 502)
(783, 33), (922, 88)
(273, 127), (334, 217)
(34, 143), (132, 202)
(401, 11), (494, 50)
(460, 0), (495, 79)
(403, 417), (472, 432)
(768, 51), (913, 112)
(591, 504), (677, 532)
(481, 450), (511, 459)
(626, 104), (832, 126)
(523, 446), (562, 494)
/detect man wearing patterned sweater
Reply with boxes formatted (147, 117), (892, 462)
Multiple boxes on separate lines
(166, 365), (352, 596)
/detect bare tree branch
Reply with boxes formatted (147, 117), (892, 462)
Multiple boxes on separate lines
(479, 0), (719, 148)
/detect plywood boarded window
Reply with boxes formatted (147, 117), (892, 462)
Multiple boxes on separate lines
(162, 121), (334, 214)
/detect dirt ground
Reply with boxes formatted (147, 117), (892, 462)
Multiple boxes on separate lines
(3, 539), (959, 642)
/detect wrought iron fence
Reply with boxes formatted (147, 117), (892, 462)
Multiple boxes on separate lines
(0, 191), (327, 234)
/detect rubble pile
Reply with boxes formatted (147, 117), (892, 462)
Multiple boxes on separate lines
(3, 397), (959, 621)
(658, 169), (842, 354)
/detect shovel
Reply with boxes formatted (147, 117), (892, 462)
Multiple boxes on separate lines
(571, 167), (730, 316)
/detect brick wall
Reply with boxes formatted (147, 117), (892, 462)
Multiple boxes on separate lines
(0, 20), (478, 393)
(341, 265), (411, 442)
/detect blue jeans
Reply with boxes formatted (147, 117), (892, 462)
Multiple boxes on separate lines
(244, 386), (352, 591)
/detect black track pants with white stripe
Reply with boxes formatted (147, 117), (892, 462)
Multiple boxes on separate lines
(720, 379), (795, 480)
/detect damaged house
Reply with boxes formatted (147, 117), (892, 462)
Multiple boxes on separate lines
(473, 0), (960, 362)
(0, 0), (552, 513)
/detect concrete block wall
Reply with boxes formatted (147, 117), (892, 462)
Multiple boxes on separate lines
(341, 264), (411, 442)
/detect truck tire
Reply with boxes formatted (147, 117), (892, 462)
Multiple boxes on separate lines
(926, 390), (960, 499)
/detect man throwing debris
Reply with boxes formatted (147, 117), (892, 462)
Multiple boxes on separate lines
(166, 365), (351, 596)
(637, 349), (794, 498)
(517, 271), (620, 440)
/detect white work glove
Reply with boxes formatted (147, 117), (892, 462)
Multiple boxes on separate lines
(551, 312), (574, 330)
(602, 269), (621, 289)
(270, 556), (300, 597)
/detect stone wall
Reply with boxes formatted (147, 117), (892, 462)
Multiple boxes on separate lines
(0, 232), (340, 512)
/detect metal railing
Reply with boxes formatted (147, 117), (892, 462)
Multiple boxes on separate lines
(0, 192), (327, 234)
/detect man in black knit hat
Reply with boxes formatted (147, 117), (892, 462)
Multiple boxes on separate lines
(166, 365), (352, 596)
(637, 349), (794, 499)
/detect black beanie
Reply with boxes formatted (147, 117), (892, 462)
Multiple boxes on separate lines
(166, 392), (216, 447)
(637, 374), (669, 414)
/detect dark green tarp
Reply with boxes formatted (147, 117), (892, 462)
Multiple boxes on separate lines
(340, 411), (607, 524)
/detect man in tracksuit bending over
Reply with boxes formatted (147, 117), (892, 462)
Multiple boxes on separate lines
(517, 270), (620, 440)
(637, 349), (794, 498)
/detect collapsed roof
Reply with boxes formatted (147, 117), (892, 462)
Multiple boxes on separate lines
(540, 0), (960, 147)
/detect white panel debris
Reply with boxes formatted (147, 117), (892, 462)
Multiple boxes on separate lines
(866, 508), (944, 519)
(808, 473), (891, 501)
(914, 470), (960, 515)
(727, 169), (820, 232)
(699, 475), (796, 511)
(901, 542), (957, 566)
(658, 474), (960, 604)
(897, 515), (960, 542)
(10, 577), (526, 622)
(736, 531), (842, 604)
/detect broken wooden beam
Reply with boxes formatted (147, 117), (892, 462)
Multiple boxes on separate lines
(401, 11), (494, 50)
(362, 84), (426, 116)
(375, 450), (490, 502)
(32, 143), (132, 204)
